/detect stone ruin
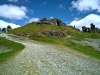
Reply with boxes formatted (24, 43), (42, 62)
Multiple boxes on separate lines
(37, 18), (79, 29)
(0, 25), (12, 33)
(32, 18), (80, 32)
(37, 18), (66, 27)
(82, 23), (100, 33)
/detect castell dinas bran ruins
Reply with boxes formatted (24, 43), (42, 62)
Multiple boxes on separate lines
(36, 18), (100, 33)
(32, 18), (80, 31)
(0, 18), (100, 33)
(0, 25), (12, 33)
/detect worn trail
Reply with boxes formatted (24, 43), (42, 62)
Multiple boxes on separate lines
(0, 33), (100, 75)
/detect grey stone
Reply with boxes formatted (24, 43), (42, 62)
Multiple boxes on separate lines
(82, 23), (100, 33)
(82, 26), (87, 32)
(7, 25), (12, 32)
(38, 18), (66, 27)
(90, 23), (95, 33)
(40, 31), (66, 38)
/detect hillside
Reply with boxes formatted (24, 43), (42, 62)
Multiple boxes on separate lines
(9, 21), (100, 59)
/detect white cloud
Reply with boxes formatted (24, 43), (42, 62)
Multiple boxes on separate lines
(0, 20), (20, 29)
(30, 10), (34, 14)
(69, 14), (100, 30)
(29, 17), (39, 23)
(0, 4), (28, 20)
(50, 16), (53, 19)
(42, 2), (47, 5)
(8, 0), (18, 2)
(71, 0), (100, 12)
(59, 4), (63, 8)
(59, 4), (65, 10)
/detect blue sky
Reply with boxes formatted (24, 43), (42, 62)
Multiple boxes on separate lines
(0, 0), (100, 30)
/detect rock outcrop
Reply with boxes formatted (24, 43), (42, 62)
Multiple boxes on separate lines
(40, 31), (66, 38)
(82, 26), (87, 32)
(33, 18), (80, 31)
(2, 28), (7, 33)
(37, 18), (66, 27)
(82, 23), (100, 33)
(0, 25), (12, 33)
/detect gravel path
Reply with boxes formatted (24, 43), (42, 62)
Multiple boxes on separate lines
(0, 33), (100, 75)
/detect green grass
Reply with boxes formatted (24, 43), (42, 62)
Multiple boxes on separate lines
(0, 37), (25, 63)
(64, 42), (100, 59)
(8, 23), (100, 60)
(9, 23), (65, 35)
(32, 36), (100, 59)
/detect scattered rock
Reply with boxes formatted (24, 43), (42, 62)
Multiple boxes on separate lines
(40, 31), (66, 38)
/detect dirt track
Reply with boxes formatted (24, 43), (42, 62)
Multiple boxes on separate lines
(0, 33), (100, 75)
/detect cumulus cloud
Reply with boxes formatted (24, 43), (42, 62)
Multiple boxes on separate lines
(0, 4), (28, 20)
(0, 20), (21, 29)
(69, 14), (100, 30)
(29, 17), (39, 23)
(59, 4), (65, 10)
(50, 16), (54, 19)
(8, 0), (18, 2)
(71, 0), (100, 12)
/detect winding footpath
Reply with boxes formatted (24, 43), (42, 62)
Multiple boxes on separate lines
(0, 33), (100, 75)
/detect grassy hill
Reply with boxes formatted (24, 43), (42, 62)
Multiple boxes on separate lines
(9, 22), (100, 59)
(0, 37), (25, 63)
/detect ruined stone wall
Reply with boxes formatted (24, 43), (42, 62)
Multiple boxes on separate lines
(37, 18), (66, 27)
(82, 23), (100, 33)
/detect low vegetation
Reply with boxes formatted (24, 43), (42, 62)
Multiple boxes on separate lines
(9, 22), (100, 59)
(0, 37), (25, 63)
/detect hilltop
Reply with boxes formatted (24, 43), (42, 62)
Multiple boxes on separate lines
(8, 18), (80, 38)
(8, 18), (100, 59)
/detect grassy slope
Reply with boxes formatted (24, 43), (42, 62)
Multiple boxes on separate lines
(0, 37), (25, 63)
(9, 23), (100, 59)
(9, 23), (65, 35)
